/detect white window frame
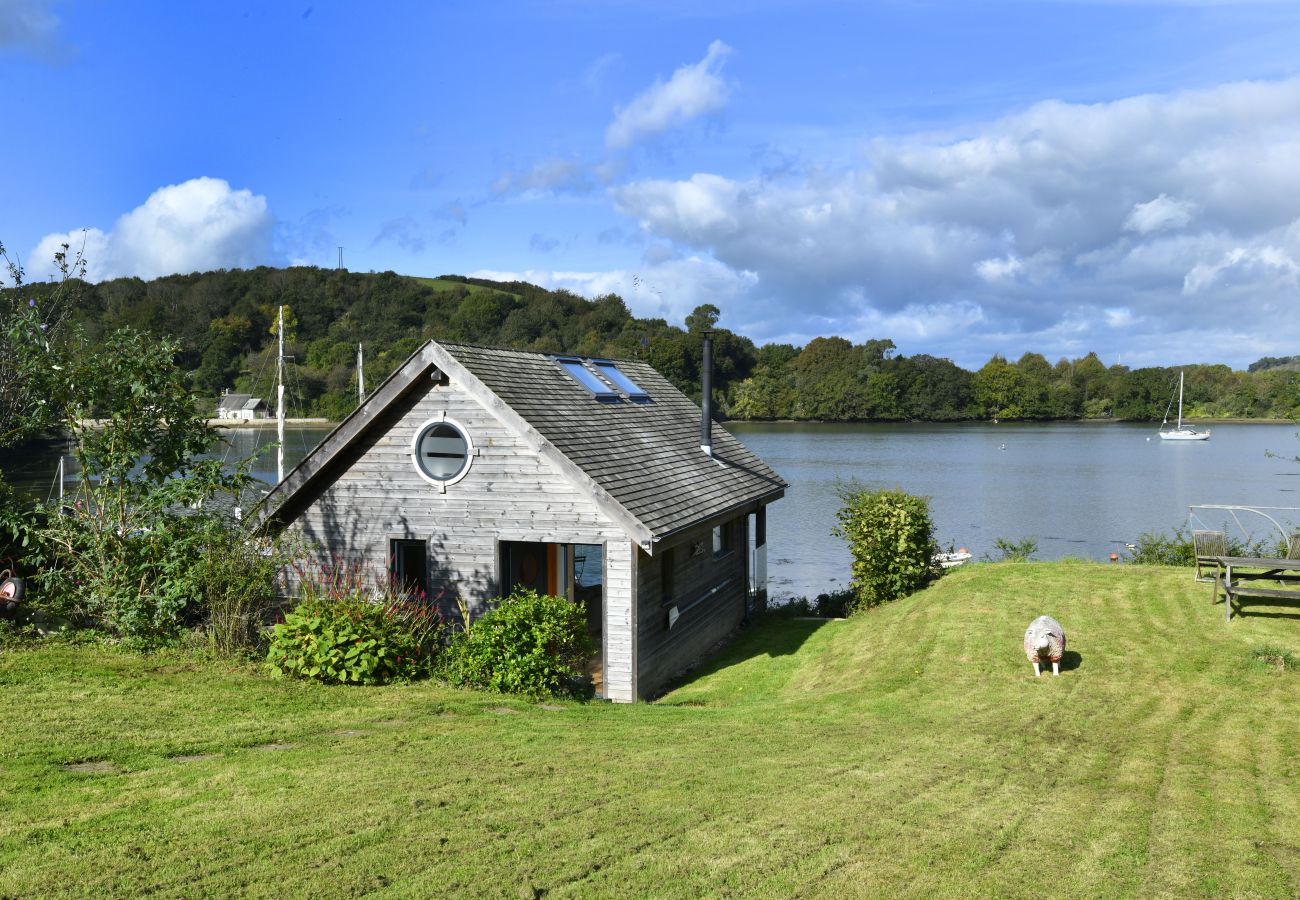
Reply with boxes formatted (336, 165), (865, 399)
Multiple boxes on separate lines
(410, 414), (477, 492)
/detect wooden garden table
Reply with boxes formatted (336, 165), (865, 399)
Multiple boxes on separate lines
(1214, 556), (1300, 621)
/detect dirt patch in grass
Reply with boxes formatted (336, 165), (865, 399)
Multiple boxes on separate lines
(253, 742), (300, 752)
(64, 760), (116, 774)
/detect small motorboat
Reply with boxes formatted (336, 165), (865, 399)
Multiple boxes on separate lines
(934, 548), (972, 569)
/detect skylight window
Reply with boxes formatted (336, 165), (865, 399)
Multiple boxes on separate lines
(557, 358), (619, 400)
(592, 360), (649, 401)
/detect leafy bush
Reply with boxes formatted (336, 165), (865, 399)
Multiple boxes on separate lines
(437, 588), (594, 698)
(992, 536), (1039, 562)
(194, 533), (286, 657)
(832, 487), (938, 612)
(267, 560), (443, 685)
(1126, 529), (1195, 566)
(772, 589), (856, 618)
(1125, 526), (1275, 566)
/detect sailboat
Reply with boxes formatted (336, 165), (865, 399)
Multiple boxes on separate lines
(1158, 371), (1210, 441)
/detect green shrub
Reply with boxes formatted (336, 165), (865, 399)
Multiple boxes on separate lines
(832, 487), (938, 612)
(437, 588), (594, 699)
(194, 533), (285, 657)
(1126, 528), (1195, 566)
(1125, 526), (1275, 566)
(267, 560), (444, 685)
(992, 536), (1039, 562)
(772, 589), (856, 618)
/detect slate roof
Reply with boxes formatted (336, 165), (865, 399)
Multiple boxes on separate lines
(257, 340), (785, 546)
(442, 342), (786, 540)
(217, 394), (266, 412)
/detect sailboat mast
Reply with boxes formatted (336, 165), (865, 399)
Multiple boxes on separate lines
(1177, 371), (1185, 430)
(277, 305), (286, 484)
(357, 343), (365, 405)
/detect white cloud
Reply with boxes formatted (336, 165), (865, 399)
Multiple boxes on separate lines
(470, 255), (757, 326)
(492, 157), (594, 197)
(583, 52), (621, 93)
(975, 255), (1022, 282)
(1124, 194), (1197, 234)
(608, 77), (1300, 367)
(0, 0), (71, 62)
(1183, 244), (1300, 294)
(605, 40), (733, 149)
(30, 177), (274, 282)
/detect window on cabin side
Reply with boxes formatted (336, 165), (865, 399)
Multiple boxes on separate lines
(415, 421), (469, 481)
(712, 522), (735, 558)
(391, 539), (429, 600)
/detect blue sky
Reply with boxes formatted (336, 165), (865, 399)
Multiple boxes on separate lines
(4, 0), (1300, 369)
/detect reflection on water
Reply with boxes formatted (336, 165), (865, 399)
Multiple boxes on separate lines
(10, 420), (1300, 602)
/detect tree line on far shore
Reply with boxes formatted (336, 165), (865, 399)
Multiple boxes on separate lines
(8, 265), (1300, 423)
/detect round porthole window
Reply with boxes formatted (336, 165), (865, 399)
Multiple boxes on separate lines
(412, 418), (473, 486)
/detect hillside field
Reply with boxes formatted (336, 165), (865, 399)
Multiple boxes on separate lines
(1, 562), (1297, 898)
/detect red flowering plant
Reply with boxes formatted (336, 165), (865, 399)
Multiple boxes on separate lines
(267, 556), (445, 685)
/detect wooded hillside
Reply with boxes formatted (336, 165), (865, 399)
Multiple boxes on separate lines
(10, 266), (1300, 422)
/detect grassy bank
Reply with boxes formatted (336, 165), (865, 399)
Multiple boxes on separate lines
(2, 562), (1297, 897)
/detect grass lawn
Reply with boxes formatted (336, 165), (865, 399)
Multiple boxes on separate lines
(2, 562), (1298, 898)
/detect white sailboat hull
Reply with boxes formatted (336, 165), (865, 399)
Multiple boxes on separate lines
(1158, 371), (1210, 441)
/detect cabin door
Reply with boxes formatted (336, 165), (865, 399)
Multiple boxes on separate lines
(571, 544), (604, 696)
(499, 541), (605, 696)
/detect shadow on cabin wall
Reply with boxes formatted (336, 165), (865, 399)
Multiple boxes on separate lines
(276, 463), (495, 631)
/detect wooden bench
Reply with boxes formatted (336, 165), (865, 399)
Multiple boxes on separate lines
(1214, 556), (1300, 621)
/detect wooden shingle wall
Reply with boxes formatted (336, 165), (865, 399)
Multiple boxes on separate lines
(284, 375), (625, 620)
(634, 515), (749, 697)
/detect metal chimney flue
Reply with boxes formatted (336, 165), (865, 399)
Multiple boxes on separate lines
(700, 332), (713, 457)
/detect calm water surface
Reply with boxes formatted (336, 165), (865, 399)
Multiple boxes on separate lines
(728, 421), (1300, 599)
(11, 421), (1300, 601)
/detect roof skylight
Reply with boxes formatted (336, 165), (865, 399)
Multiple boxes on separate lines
(592, 360), (649, 400)
(557, 358), (619, 400)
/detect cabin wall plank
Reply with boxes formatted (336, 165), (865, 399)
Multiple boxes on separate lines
(602, 539), (637, 702)
(634, 515), (749, 696)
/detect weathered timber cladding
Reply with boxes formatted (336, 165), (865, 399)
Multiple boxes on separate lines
(285, 375), (625, 618)
(635, 515), (748, 696)
(603, 540), (637, 702)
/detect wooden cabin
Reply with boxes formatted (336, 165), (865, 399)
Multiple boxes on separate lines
(256, 340), (786, 701)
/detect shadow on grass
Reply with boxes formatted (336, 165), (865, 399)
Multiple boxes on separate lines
(1235, 598), (1300, 620)
(652, 616), (829, 701)
(1059, 650), (1083, 672)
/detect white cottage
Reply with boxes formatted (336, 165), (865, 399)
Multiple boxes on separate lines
(217, 393), (269, 420)
(256, 340), (785, 701)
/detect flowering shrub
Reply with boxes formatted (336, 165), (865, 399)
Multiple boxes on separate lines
(267, 559), (443, 685)
(436, 588), (593, 699)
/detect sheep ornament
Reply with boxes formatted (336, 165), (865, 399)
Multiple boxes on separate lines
(1024, 615), (1066, 676)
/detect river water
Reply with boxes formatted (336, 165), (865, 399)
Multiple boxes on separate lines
(9, 420), (1300, 601)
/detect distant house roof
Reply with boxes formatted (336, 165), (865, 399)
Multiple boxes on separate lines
(217, 394), (266, 412)
(256, 340), (786, 549)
